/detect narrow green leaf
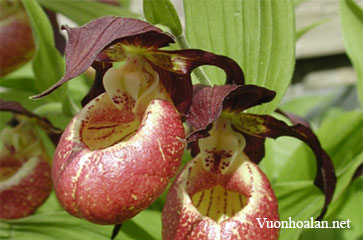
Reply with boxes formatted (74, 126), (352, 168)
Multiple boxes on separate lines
(21, 0), (65, 101)
(38, 0), (138, 26)
(119, 210), (162, 240)
(0, 88), (48, 112)
(184, 0), (295, 114)
(259, 110), (362, 240)
(279, 94), (333, 117)
(118, 0), (131, 8)
(278, 110), (363, 185)
(300, 177), (363, 240)
(340, 0), (363, 104)
(1, 211), (114, 240)
(1, 189), (161, 240)
(0, 77), (38, 93)
(276, 181), (324, 240)
(1, 210), (161, 240)
(143, 0), (182, 36)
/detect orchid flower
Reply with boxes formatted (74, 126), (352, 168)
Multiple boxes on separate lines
(0, 0), (35, 77)
(33, 16), (244, 225)
(162, 84), (336, 239)
(0, 100), (59, 219)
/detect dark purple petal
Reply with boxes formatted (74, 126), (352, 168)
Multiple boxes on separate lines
(81, 61), (112, 107)
(187, 141), (200, 157)
(149, 63), (192, 116)
(230, 113), (337, 220)
(144, 49), (245, 85)
(44, 8), (66, 55)
(0, 99), (62, 145)
(352, 164), (362, 181)
(186, 84), (275, 135)
(276, 108), (311, 128)
(240, 131), (266, 164)
(99, 48), (245, 113)
(0, 99), (36, 118)
(31, 16), (174, 99)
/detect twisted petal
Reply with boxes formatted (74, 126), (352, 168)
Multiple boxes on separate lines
(229, 113), (337, 220)
(31, 16), (174, 99)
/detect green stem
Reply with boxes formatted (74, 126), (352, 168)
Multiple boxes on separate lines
(176, 34), (213, 86)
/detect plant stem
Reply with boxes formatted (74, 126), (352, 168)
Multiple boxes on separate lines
(176, 34), (213, 86)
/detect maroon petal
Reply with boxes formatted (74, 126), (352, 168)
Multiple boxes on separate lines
(81, 61), (112, 107)
(240, 132), (266, 164)
(143, 49), (245, 85)
(151, 63), (193, 116)
(0, 99), (36, 118)
(352, 164), (363, 181)
(275, 108), (311, 128)
(0, 99), (62, 144)
(186, 84), (275, 140)
(230, 113), (336, 220)
(44, 9), (66, 55)
(100, 48), (246, 115)
(31, 16), (174, 99)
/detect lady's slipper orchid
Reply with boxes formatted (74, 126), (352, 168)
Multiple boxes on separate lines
(162, 84), (336, 239)
(33, 17), (244, 225)
(0, 100), (58, 219)
(163, 117), (279, 240)
(0, 0), (35, 77)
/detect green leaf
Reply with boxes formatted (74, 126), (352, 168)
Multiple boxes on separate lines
(340, 0), (363, 104)
(38, 0), (138, 26)
(276, 181), (324, 240)
(0, 88), (48, 112)
(0, 212), (114, 240)
(21, 0), (65, 102)
(119, 210), (162, 240)
(278, 110), (362, 186)
(279, 94), (334, 118)
(260, 110), (362, 239)
(0, 190), (162, 240)
(300, 177), (363, 240)
(143, 0), (182, 36)
(184, 0), (295, 114)
(260, 136), (301, 182)
(0, 77), (38, 93)
(273, 110), (362, 220)
(118, 0), (131, 8)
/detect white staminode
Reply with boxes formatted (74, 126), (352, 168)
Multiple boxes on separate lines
(198, 117), (246, 174)
(103, 54), (161, 112)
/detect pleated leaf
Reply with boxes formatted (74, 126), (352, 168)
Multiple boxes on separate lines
(184, 0), (295, 114)
(38, 0), (138, 26)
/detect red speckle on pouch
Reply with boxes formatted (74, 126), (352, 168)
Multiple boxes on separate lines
(52, 96), (185, 225)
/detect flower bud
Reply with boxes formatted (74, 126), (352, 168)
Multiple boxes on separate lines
(0, 0), (35, 77)
(0, 120), (52, 219)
